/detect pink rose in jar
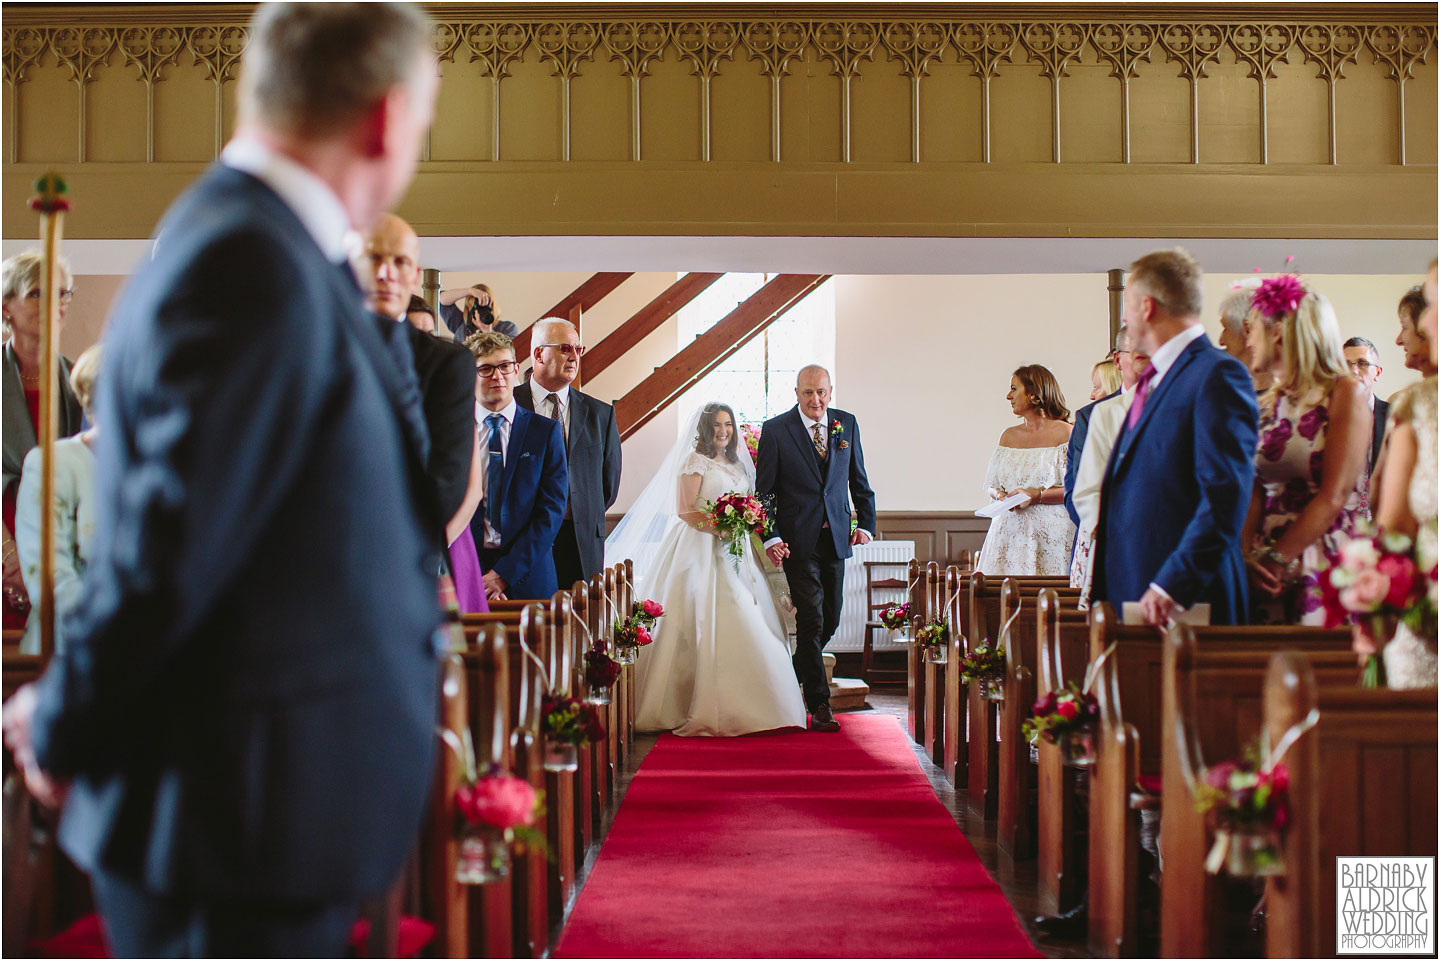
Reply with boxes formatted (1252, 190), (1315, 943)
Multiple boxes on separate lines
(642, 600), (664, 619)
(636, 626), (653, 646)
(1056, 700), (1078, 722)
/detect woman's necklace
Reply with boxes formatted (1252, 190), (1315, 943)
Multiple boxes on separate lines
(18, 368), (40, 389)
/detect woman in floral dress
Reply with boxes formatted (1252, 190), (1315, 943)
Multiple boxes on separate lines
(1240, 276), (1371, 624)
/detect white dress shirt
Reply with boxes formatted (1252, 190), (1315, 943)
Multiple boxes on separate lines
(531, 383), (572, 442)
(476, 398), (517, 548)
(220, 138), (354, 264)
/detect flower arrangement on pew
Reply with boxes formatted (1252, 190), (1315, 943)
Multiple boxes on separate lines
(445, 729), (547, 884)
(1195, 748), (1292, 878)
(611, 598), (663, 665)
(913, 617), (949, 664)
(740, 424), (762, 460)
(959, 642), (1007, 700)
(1022, 682), (1100, 767)
(878, 602), (911, 642)
(583, 646), (622, 705)
(542, 694), (605, 772)
(1316, 527), (1439, 687)
(705, 492), (772, 569)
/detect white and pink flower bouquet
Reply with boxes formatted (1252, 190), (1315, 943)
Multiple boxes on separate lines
(740, 424), (762, 460)
(705, 491), (771, 566)
(1318, 528), (1438, 686)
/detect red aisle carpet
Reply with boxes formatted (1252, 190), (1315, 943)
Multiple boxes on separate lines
(554, 715), (1041, 959)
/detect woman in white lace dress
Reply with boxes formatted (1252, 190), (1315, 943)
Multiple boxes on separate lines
(977, 365), (1076, 576)
(607, 403), (806, 736)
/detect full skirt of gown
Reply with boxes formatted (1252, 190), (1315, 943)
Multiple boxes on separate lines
(634, 523), (806, 737)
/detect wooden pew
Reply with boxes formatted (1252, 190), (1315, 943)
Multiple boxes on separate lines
(541, 593), (577, 921)
(997, 580), (1084, 861)
(1086, 604), (1360, 958)
(922, 564), (960, 767)
(583, 573), (614, 815)
(603, 568), (625, 780)
(1034, 590), (1095, 916)
(621, 560), (638, 758)
(905, 559), (926, 742)
(1264, 652), (1438, 959)
(1159, 623), (1356, 958)
(564, 581), (596, 873)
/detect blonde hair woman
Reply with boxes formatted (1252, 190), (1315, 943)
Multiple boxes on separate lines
(1240, 278), (1370, 624)
(2, 251), (84, 630)
(1089, 358), (1122, 400)
(15, 343), (101, 654)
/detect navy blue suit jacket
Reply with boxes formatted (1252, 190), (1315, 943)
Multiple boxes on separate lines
(1064, 392), (1118, 527)
(473, 404), (568, 599)
(1092, 333), (1259, 625)
(755, 407), (877, 559)
(27, 165), (444, 902)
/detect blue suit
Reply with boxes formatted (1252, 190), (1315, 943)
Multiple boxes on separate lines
(28, 165), (444, 908)
(1093, 334), (1258, 625)
(473, 404), (568, 600)
(1064, 391), (1119, 527)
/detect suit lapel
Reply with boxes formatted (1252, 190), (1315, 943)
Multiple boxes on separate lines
(501, 405), (533, 503)
(785, 408), (824, 482)
(2, 346), (37, 457)
(1113, 335), (1206, 469)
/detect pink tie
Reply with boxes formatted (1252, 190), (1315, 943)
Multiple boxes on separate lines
(1126, 366), (1156, 432)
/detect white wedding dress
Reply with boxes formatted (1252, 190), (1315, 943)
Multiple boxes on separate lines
(617, 427), (807, 737)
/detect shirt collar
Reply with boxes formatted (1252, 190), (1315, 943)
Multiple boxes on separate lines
(532, 383), (571, 408)
(798, 407), (828, 430)
(1147, 324), (1207, 384)
(477, 398), (518, 425)
(221, 137), (354, 263)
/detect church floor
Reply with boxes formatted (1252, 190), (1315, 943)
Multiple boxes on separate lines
(553, 690), (1094, 959)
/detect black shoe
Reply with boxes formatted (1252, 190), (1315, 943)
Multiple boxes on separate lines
(810, 702), (841, 732)
(1033, 902), (1087, 938)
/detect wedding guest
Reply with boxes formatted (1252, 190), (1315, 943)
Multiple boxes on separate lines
(1394, 285), (1437, 380)
(976, 364), (1075, 576)
(405, 294), (439, 335)
(439, 283), (519, 341)
(1357, 262), (1437, 689)
(362, 214), (486, 611)
(1093, 248), (1259, 626)
(1089, 357), (1122, 401)
(1066, 326), (1135, 530)
(1216, 287), (1271, 391)
(515, 317), (622, 589)
(1343, 335), (1389, 487)
(1, 5), (445, 954)
(15, 344), (101, 654)
(1241, 277), (1369, 624)
(2, 251), (83, 632)
(466, 330), (568, 600)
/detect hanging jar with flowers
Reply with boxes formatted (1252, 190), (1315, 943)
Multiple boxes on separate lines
(914, 618), (949, 663)
(960, 642), (1007, 700)
(583, 646), (621, 705)
(878, 602), (912, 643)
(1197, 748), (1293, 878)
(1022, 681), (1100, 767)
(444, 729), (547, 885)
(541, 694), (605, 772)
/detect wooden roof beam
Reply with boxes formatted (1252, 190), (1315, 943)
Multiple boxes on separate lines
(582, 272), (724, 383)
(512, 271), (633, 359)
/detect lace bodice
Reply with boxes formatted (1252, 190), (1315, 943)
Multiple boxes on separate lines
(976, 444), (1075, 577)
(680, 451), (753, 510)
(981, 444), (1068, 496)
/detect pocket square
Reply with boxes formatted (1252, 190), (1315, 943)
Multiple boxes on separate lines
(520, 451), (533, 458)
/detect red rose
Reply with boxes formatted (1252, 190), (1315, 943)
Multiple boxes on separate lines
(1268, 763), (1290, 794)
(1056, 700), (1079, 722)
(636, 626), (653, 646)
(462, 774), (539, 830)
(1376, 554), (1418, 609)
(642, 600), (664, 619)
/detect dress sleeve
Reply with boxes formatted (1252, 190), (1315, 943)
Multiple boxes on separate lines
(679, 451), (709, 477)
(981, 447), (1004, 499)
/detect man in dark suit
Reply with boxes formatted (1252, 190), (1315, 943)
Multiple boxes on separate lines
(1093, 248), (1259, 627)
(467, 331), (568, 601)
(1343, 335), (1389, 484)
(1, 5), (443, 956)
(515, 318), (621, 589)
(362, 214), (478, 544)
(758, 365), (877, 732)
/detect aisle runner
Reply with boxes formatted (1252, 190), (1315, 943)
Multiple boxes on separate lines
(554, 715), (1040, 959)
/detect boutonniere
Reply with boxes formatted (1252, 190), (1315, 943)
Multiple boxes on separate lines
(830, 420), (849, 449)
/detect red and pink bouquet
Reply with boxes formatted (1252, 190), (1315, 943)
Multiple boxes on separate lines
(878, 602), (911, 632)
(584, 648), (622, 689)
(1022, 682), (1099, 745)
(1196, 751), (1291, 876)
(543, 694), (605, 746)
(631, 598), (664, 629)
(705, 491), (772, 563)
(443, 725), (547, 878)
(1317, 527), (1438, 685)
(740, 424), (762, 460)
(456, 772), (543, 834)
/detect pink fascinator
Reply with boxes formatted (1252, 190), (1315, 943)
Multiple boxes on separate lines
(1252, 273), (1307, 319)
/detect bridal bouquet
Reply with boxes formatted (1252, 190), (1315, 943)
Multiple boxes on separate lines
(1316, 527), (1438, 686)
(705, 492), (771, 565)
(740, 424), (762, 460)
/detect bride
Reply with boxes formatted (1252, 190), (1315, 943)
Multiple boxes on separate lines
(607, 402), (806, 736)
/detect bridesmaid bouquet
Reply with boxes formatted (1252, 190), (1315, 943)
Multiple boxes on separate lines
(705, 492), (772, 566)
(1316, 528), (1438, 686)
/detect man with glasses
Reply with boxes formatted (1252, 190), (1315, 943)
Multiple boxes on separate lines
(1343, 335), (1389, 486)
(467, 330), (567, 601)
(515, 318), (622, 590)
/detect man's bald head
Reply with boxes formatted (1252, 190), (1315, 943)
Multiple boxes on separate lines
(794, 364), (833, 421)
(363, 213), (421, 319)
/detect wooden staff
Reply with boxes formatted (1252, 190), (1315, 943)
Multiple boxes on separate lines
(27, 173), (69, 663)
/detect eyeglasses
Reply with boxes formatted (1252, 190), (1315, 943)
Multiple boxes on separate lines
(538, 343), (584, 357)
(476, 360), (518, 378)
(1345, 360), (1376, 371)
(24, 288), (74, 304)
